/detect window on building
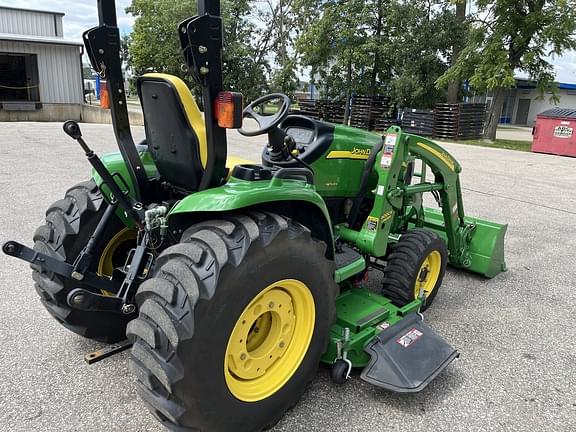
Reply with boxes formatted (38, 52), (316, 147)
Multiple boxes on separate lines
(0, 53), (40, 102)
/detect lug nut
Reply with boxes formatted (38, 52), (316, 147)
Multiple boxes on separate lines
(268, 302), (275, 309)
(72, 294), (85, 306)
(240, 353), (247, 360)
(198, 45), (207, 53)
(122, 304), (136, 314)
(279, 341), (285, 349)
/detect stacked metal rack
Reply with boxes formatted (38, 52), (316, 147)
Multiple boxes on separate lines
(369, 95), (392, 131)
(349, 95), (393, 130)
(295, 95), (395, 131)
(401, 108), (435, 136)
(374, 117), (400, 132)
(320, 100), (346, 124)
(434, 103), (486, 140)
(297, 99), (321, 119)
(350, 95), (373, 129)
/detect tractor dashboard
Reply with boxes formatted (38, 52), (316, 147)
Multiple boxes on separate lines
(263, 115), (334, 166)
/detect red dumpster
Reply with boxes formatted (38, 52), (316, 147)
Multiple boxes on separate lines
(532, 108), (576, 157)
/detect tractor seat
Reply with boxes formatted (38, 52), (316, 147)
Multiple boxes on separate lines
(137, 73), (253, 190)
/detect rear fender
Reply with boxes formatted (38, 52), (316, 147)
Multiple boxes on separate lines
(168, 177), (335, 259)
(91, 148), (158, 227)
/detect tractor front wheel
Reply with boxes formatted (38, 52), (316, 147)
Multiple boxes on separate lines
(32, 180), (137, 342)
(127, 212), (336, 432)
(381, 228), (448, 311)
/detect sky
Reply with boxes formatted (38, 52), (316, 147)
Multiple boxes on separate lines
(2, 0), (576, 84)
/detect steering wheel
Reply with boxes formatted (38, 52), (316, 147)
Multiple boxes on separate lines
(239, 93), (291, 137)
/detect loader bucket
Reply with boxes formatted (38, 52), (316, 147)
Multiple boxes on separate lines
(420, 208), (507, 278)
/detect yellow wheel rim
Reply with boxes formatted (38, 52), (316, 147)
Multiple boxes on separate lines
(224, 279), (315, 402)
(414, 250), (442, 299)
(97, 227), (137, 277)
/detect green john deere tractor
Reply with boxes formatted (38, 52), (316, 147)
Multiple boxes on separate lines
(2, 1), (507, 431)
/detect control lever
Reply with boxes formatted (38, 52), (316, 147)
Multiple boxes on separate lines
(63, 121), (144, 226)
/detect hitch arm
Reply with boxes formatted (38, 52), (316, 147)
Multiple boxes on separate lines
(63, 121), (144, 227)
(2, 241), (120, 293)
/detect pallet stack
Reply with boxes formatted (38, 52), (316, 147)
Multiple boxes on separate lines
(374, 117), (400, 132)
(433, 103), (486, 140)
(401, 108), (435, 136)
(369, 95), (392, 131)
(349, 95), (373, 129)
(320, 100), (346, 124)
(297, 99), (321, 120)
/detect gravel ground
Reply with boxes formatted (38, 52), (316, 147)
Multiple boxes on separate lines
(0, 122), (575, 432)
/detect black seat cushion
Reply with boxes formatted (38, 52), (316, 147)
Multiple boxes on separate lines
(138, 77), (204, 191)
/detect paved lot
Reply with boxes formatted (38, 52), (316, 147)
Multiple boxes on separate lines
(1, 122), (575, 432)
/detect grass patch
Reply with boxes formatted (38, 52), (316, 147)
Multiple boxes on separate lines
(439, 138), (532, 152)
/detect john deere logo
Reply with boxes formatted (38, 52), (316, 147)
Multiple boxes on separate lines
(352, 147), (371, 156)
(326, 148), (371, 160)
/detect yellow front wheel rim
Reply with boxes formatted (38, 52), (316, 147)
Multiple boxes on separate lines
(414, 250), (442, 299)
(224, 279), (315, 402)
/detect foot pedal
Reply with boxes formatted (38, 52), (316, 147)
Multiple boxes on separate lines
(84, 339), (133, 364)
(360, 313), (458, 392)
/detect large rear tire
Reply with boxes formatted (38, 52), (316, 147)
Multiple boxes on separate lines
(127, 212), (337, 431)
(32, 180), (137, 343)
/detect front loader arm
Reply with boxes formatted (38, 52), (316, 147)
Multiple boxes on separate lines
(336, 127), (507, 278)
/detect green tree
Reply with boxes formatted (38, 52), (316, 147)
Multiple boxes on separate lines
(386, 0), (460, 108)
(294, 0), (375, 120)
(126, 0), (196, 78)
(126, 0), (268, 101)
(221, 0), (269, 100)
(438, 0), (576, 140)
(82, 65), (94, 80)
(294, 0), (461, 110)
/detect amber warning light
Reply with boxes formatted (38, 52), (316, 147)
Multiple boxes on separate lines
(215, 92), (243, 129)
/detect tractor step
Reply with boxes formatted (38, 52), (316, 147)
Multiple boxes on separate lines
(335, 244), (362, 269)
(360, 313), (458, 392)
(334, 245), (365, 283)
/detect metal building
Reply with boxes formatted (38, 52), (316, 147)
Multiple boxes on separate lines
(0, 5), (84, 121)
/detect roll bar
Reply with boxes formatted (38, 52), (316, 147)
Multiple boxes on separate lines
(84, 0), (228, 196)
(83, 0), (150, 201)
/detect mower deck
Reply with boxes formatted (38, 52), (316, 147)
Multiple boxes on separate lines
(361, 313), (459, 392)
(323, 287), (458, 392)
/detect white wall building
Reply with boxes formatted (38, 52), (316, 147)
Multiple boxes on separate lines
(0, 5), (84, 121)
(478, 79), (576, 126)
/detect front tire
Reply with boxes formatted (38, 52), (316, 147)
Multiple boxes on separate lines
(127, 212), (337, 431)
(381, 228), (448, 311)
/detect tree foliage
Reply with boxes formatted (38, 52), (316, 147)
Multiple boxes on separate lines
(437, 0), (576, 139)
(126, 0), (196, 78)
(294, 0), (462, 108)
(126, 0), (268, 100)
(125, 0), (576, 128)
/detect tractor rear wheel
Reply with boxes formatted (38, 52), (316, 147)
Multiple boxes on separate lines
(127, 212), (336, 432)
(381, 229), (447, 311)
(32, 180), (137, 342)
